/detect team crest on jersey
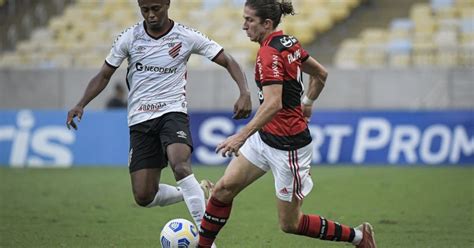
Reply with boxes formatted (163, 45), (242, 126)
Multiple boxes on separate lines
(280, 36), (298, 48)
(168, 42), (182, 58)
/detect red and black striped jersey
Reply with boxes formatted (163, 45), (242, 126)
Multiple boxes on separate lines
(255, 30), (312, 151)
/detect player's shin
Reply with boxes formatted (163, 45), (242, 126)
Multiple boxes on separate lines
(177, 174), (206, 228)
(197, 197), (232, 248)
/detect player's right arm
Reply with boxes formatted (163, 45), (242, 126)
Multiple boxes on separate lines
(301, 56), (328, 122)
(66, 64), (117, 130)
(66, 25), (133, 130)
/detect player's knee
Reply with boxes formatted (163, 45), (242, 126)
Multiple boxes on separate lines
(133, 191), (155, 207)
(170, 162), (192, 180)
(213, 179), (239, 202)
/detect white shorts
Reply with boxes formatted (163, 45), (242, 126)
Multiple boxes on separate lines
(240, 132), (313, 202)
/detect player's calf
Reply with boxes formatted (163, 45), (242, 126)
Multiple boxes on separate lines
(198, 196), (232, 248)
(296, 214), (359, 243)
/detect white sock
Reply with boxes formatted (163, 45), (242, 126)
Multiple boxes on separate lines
(146, 184), (184, 208)
(352, 229), (363, 245)
(177, 174), (206, 230)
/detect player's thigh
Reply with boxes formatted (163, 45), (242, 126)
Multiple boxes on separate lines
(129, 121), (168, 173)
(159, 112), (193, 151)
(130, 168), (162, 196)
(159, 112), (193, 165)
(266, 144), (313, 202)
(166, 143), (192, 167)
(214, 155), (266, 201)
(214, 132), (269, 199)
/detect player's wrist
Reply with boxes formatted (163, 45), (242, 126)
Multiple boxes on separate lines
(75, 103), (85, 109)
(302, 95), (315, 106)
(240, 90), (251, 97)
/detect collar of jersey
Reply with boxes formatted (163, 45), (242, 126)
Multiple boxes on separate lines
(260, 30), (283, 46)
(143, 19), (175, 40)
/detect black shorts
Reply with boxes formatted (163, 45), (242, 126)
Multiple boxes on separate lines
(128, 112), (193, 173)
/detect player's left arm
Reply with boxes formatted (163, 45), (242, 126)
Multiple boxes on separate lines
(216, 84), (282, 157)
(213, 51), (252, 119)
(301, 56), (328, 121)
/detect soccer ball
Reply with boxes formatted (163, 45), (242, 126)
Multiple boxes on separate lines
(160, 218), (198, 248)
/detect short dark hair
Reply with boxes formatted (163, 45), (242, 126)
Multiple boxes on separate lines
(245, 0), (295, 28)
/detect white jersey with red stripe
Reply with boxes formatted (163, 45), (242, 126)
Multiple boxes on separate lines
(105, 20), (223, 126)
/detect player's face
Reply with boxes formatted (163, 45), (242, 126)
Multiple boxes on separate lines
(242, 6), (267, 43)
(138, 0), (169, 31)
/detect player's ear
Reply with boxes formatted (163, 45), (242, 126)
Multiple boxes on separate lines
(263, 19), (273, 29)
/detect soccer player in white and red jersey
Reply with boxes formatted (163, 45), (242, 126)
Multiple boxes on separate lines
(198, 1), (377, 248)
(66, 0), (251, 233)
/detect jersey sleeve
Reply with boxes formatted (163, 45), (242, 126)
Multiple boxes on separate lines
(300, 46), (309, 62)
(259, 46), (284, 85)
(189, 29), (223, 61)
(105, 28), (133, 68)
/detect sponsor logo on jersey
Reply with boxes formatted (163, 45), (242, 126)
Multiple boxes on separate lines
(288, 49), (301, 64)
(163, 35), (178, 42)
(176, 131), (187, 139)
(168, 42), (182, 58)
(271, 55), (280, 78)
(135, 62), (177, 74)
(256, 56), (263, 81)
(135, 36), (152, 42)
(137, 102), (167, 112)
(135, 46), (147, 53)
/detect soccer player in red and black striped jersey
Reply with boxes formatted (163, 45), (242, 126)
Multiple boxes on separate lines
(198, 1), (377, 247)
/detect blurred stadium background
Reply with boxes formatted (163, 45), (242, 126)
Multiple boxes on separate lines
(0, 0), (473, 247)
(0, 0), (473, 109)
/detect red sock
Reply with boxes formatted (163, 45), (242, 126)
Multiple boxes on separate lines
(197, 196), (232, 248)
(297, 214), (355, 242)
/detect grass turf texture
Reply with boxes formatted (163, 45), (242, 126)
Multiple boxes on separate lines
(0, 166), (473, 247)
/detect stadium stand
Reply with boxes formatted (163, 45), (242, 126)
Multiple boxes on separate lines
(0, 0), (363, 69)
(334, 0), (474, 68)
(0, 0), (75, 53)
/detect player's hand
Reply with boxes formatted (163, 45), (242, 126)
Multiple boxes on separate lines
(302, 104), (312, 123)
(232, 93), (252, 119)
(216, 133), (246, 157)
(66, 105), (84, 130)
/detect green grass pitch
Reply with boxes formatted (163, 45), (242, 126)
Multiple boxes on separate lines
(1, 166), (473, 247)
